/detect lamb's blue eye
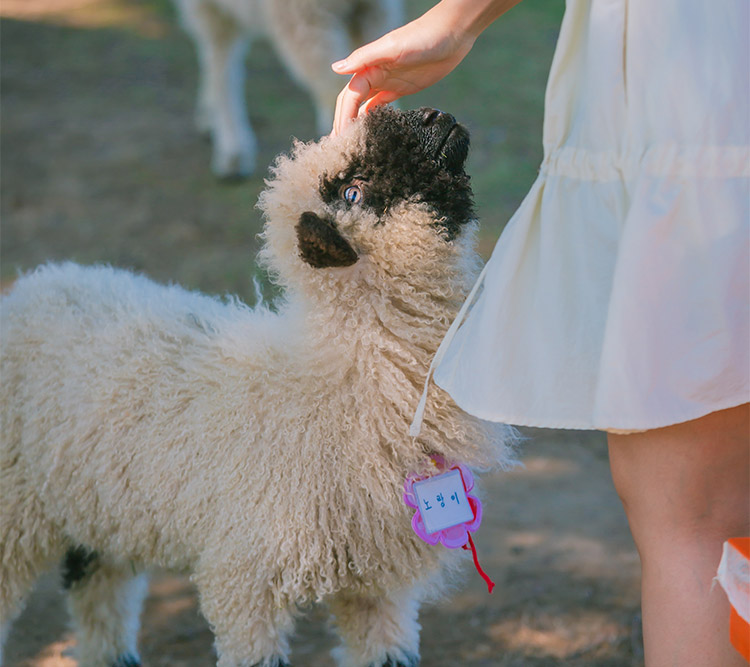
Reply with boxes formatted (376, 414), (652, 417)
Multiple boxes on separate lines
(343, 185), (362, 204)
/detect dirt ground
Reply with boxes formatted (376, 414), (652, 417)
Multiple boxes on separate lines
(1, 2), (644, 665)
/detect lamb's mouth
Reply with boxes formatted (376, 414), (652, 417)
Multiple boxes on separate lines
(435, 124), (459, 158)
(432, 121), (470, 173)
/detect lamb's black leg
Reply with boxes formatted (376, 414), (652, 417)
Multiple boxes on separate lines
(62, 545), (99, 589)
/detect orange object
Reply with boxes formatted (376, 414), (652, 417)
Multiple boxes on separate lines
(717, 538), (750, 661)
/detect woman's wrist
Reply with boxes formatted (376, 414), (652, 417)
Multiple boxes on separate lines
(431, 0), (523, 40)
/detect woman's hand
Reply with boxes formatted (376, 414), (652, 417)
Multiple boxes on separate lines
(331, 0), (521, 135)
(330, 4), (473, 134)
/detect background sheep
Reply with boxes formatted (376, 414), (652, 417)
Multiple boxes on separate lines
(0, 107), (516, 667)
(174, 0), (403, 178)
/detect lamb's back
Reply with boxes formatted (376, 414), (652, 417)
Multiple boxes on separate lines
(1, 263), (255, 405)
(0, 263), (293, 563)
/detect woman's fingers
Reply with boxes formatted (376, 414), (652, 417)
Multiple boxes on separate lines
(359, 91), (402, 116)
(333, 72), (370, 135)
(332, 32), (399, 75)
(333, 67), (394, 135)
(331, 32), (408, 134)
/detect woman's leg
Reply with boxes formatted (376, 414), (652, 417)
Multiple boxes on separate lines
(608, 403), (749, 667)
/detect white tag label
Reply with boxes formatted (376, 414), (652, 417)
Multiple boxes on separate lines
(413, 469), (474, 534)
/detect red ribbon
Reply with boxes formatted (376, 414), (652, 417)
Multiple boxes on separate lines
(462, 533), (495, 594)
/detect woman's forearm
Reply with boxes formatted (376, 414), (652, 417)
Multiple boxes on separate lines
(428, 0), (525, 40)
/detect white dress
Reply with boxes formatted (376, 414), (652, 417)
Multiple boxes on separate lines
(427, 0), (750, 432)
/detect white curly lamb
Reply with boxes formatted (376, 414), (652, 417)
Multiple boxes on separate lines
(0, 107), (516, 667)
(174, 0), (403, 178)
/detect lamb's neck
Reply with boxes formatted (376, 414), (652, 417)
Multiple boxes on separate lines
(278, 275), (506, 475)
(304, 281), (465, 363)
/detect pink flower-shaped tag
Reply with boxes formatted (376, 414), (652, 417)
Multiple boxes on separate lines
(404, 456), (495, 593)
(403, 460), (480, 548)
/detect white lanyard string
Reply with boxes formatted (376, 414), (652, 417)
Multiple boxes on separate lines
(409, 261), (490, 436)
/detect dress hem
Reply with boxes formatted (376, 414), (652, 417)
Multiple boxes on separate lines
(438, 389), (750, 434)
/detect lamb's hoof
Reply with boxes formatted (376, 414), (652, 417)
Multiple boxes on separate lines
(373, 654), (419, 667)
(212, 147), (256, 181)
(216, 170), (251, 185)
(111, 654), (141, 667)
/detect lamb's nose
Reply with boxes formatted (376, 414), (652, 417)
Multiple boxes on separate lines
(421, 108), (455, 127)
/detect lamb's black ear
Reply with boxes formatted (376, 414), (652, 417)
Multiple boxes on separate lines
(296, 211), (358, 268)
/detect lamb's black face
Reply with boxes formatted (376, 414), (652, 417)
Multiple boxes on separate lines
(324, 106), (473, 236)
(296, 106), (475, 269)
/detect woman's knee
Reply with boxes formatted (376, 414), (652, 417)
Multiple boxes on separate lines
(607, 404), (749, 543)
